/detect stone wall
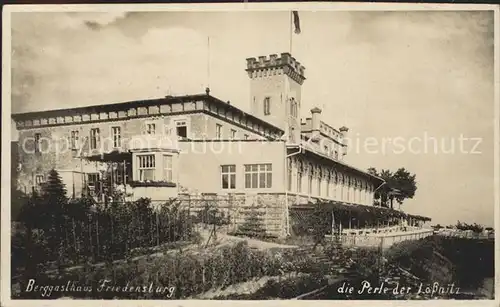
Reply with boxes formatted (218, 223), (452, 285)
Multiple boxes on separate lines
(176, 193), (288, 238)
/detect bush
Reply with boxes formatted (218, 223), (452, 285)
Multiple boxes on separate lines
(12, 174), (196, 277)
(14, 240), (329, 299)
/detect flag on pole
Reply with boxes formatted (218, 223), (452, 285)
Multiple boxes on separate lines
(292, 11), (301, 34)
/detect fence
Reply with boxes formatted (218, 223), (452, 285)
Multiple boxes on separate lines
(12, 194), (288, 278)
(12, 197), (244, 277)
(327, 228), (435, 249)
(436, 230), (495, 240)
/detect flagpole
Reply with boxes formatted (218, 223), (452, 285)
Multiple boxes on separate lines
(289, 11), (293, 54)
(207, 36), (211, 89)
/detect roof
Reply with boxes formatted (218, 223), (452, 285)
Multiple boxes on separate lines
(11, 93), (284, 134)
(387, 188), (403, 196)
(313, 200), (407, 219)
(297, 143), (385, 184)
(305, 200), (431, 221)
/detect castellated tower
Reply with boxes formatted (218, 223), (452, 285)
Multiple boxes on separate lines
(246, 53), (305, 144)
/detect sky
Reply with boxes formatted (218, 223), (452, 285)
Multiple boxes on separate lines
(10, 10), (496, 227)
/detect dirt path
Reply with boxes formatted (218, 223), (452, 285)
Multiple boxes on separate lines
(200, 230), (297, 250)
(191, 273), (307, 299)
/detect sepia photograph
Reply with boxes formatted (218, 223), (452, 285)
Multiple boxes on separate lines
(2, 3), (498, 304)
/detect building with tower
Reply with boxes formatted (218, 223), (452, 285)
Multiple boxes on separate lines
(11, 52), (430, 239)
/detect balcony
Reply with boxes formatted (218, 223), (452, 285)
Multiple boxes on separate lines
(128, 134), (180, 153)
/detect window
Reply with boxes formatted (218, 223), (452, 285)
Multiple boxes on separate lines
(163, 155), (173, 182)
(221, 165), (236, 189)
(35, 174), (44, 185)
(70, 131), (79, 150)
(326, 175), (330, 197)
(230, 129), (237, 140)
(216, 124), (223, 139)
(87, 173), (100, 196)
(308, 167), (313, 194)
(144, 123), (156, 135)
(87, 173), (99, 187)
(347, 178), (351, 202)
(290, 98), (298, 118)
(111, 164), (125, 185)
(263, 97), (271, 115)
(287, 164), (292, 191)
(297, 168), (303, 193)
(137, 154), (155, 181)
(175, 120), (188, 138)
(244, 164), (272, 189)
(111, 126), (121, 148)
(90, 128), (100, 150)
(34, 133), (41, 153)
(244, 134), (249, 140)
(317, 171), (322, 196)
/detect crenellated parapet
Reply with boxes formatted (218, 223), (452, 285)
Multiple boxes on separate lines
(246, 52), (306, 85)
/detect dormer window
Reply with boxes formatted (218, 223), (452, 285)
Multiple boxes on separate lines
(175, 120), (188, 138)
(263, 97), (271, 115)
(145, 123), (156, 135)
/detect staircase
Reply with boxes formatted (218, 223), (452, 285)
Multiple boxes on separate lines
(294, 242), (359, 279)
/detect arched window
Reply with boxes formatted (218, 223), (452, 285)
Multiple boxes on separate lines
(264, 97), (271, 115)
(297, 160), (304, 193)
(326, 171), (331, 198)
(308, 163), (314, 194)
(346, 175), (351, 202)
(287, 159), (293, 191)
(333, 171), (338, 200)
(317, 167), (323, 196)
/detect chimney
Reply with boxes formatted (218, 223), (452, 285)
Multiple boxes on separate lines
(311, 107), (322, 142)
(269, 54), (278, 63)
(339, 126), (349, 158)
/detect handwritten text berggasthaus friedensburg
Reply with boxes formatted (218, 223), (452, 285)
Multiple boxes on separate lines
(24, 279), (176, 298)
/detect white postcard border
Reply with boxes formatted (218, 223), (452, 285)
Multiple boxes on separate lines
(2, 2), (499, 307)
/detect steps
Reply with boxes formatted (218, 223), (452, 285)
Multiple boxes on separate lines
(294, 243), (358, 277)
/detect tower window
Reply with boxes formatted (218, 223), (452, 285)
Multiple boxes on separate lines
(263, 97), (271, 115)
(34, 133), (41, 153)
(144, 123), (156, 135)
(290, 98), (298, 118)
(175, 120), (188, 138)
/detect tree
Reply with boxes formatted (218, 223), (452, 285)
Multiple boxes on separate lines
(456, 221), (484, 233)
(40, 169), (69, 269)
(367, 167), (417, 209)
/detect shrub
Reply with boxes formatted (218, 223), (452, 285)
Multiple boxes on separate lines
(234, 206), (267, 238)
